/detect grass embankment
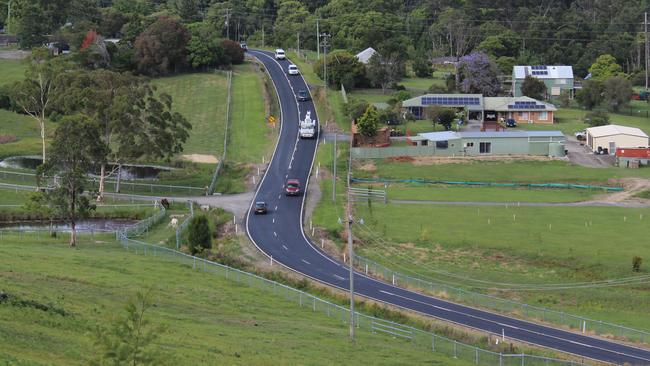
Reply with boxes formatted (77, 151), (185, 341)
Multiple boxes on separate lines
(0, 237), (472, 365)
(0, 109), (54, 160)
(352, 202), (650, 330)
(0, 59), (26, 86)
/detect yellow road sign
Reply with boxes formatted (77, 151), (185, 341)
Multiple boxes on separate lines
(268, 116), (276, 124)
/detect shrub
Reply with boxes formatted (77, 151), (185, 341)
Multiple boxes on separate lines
(187, 215), (212, 255)
(633, 256), (643, 272)
(584, 110), (609, 127)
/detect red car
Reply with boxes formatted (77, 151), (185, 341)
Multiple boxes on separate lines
(285, 179), (301, 196)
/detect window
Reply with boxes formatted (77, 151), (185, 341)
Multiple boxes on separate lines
(539, 111), (548, 121)
(556, 79), (567, 85)
(436, 140), (448, 149)
(479, 142), (491, 154)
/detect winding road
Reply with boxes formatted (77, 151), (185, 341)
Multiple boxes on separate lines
(241, 50), (650, 365)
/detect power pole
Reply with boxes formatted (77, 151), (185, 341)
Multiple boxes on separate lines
(316, 19), (320, 60)
(297, 32), (300, 57)
(6, 0), (11, 34)
(332, 133), (337, 202)
(320, 33), (331, 90)
(262, 23), (265, 48)
(224, 9), (231, 40)
(347, 211), (355, 341)
(643, 11), (650, 91)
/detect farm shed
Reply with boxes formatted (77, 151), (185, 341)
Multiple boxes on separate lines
(585, 125), (649, 154)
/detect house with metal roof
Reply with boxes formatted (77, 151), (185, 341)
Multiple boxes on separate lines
(483, 96), (557, 125)
(402, 94), (485, 120)
(512, 65), (574, 98)
(356, 47), (378, 64)
(585, 125), (649, 154)
(408, 130), (566, 157)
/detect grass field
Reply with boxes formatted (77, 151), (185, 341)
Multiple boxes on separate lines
(152, 72), (229, 157)
(0, 109), (54, 160)
(0, 237), (471, 366)
(354, 159), (650, 185)
(0, 59), (26, 86)
(516, 107), (650, 136)
(352, 202), (650, 330)
(229, 63), (275, 164)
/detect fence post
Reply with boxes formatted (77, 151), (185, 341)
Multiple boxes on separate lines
(453, 341), (457, 358)
(431, 335), (435, 351)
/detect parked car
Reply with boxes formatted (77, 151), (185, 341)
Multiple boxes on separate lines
(275, 48), (286, 60)
(240, 42), (247, 50)
(505, 118), (517, 127)
(254, 201), (267, 214)
(287, 64), (299, 75)
(297, 89), (310, 101)
(575, 130), (586, 141)
(285, 179), (301, 196)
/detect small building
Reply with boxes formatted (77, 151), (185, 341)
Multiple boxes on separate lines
(410, 130), (566, 157)
(616, 148), (650, 168)
(355, 47), (378, 64)
(483, 96), (556, 125)
(512, 65), (574, 98)
(401, 94), (485, 121)
(585, 125), (649, 154)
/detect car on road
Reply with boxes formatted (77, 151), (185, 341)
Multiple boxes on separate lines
(285, 179), (301, 196)
(254, 201), (267, 214)
(287, 64), (299, 75)
(240, 42), (247, 50)
(297, 89), (310, 101)
(275, 48), (286, 60)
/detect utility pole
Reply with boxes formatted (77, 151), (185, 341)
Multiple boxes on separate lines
(316, 19), (320, 60)
(5, 0), (11, 34)
(262, 23), (265, 48)
(224, 9), (231, 40)
(347, 211), (355, 341)
(297, 32), (300, 57)
(643, 11), (650, 91)
(332, 133), (337, 202)
(320, 33), (331, 90)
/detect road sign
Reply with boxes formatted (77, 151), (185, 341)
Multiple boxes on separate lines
(268, 116), (276, 124)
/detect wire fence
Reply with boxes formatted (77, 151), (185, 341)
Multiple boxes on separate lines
(208, 70), (233, 195)
(0, 169), (206, 196)
(117, 235), (585, 366)
(352, 254), (650, 345)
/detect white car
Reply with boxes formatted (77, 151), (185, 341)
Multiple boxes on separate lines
(287, 64), (299, 75)
(275, 48), (286, 60)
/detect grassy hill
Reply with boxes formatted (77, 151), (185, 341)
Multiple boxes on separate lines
(0, 236), (471, 365)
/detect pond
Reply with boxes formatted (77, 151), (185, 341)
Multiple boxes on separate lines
(0, 156), (172, 179)
(0, 218), (138, 232)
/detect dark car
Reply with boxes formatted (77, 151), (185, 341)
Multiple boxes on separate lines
(506, 118), (517, 128)
(254, 201), (267, 214)
(297, 90), (311, 101)
(285, 179), (301, 196)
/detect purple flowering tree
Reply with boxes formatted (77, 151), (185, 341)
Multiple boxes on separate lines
(458, 52), (501, 96)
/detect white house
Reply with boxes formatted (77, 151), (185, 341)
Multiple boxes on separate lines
(512, 65), (575, 98)
(355, 47), (377, 64)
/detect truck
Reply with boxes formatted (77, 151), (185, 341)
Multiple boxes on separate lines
(299, 111), (317, 139)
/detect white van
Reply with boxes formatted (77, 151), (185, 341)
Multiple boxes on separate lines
(275, 48), (286, 60)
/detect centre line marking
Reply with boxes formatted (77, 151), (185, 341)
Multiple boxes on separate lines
(272, 218), (275, 223)
(333, 274), (346, 281)
(273, 231), (277, 237)
(282, 245), (288, 250)
(301, 259), (311, 265)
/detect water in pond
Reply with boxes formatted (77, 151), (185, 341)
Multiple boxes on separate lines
(0, 156), (172, 179)
(0, 219), (138, 232)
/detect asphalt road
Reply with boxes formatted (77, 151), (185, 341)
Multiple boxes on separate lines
(245, 50), (650, 365)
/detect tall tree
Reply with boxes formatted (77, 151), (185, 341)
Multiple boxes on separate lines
(521, 76), (547, 100)
(589, 54), (625, 81)
(367, 52), (404, 94)
(9, 48), (67, 163)
(603, 76), (632, 112)
(575, 80), (604, 110)
(42, 115), (108, 247)
(457, 52), (500, 96)
(134, 17), (190, 76)
(313, 50), (366, 89)
(51, 70), (191, 199)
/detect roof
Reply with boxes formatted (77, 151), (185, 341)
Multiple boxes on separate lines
(585, 125), (649, 138)
(513, 65), (574, 80)
(356, 47), (377, 64)
(417, 130), (565, 141)
(616, 148), (650, 158)
(402, 94), (484, 111)
(483, 96), (557, 112)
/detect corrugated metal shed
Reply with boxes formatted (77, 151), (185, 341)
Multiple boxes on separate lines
(616, 148), (650, 158)
(586, 125), (648, 138)
(513, 65), (574, 79)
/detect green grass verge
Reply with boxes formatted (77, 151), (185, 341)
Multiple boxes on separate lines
(0, 237), (472, 366)
(516, 108), (650, 136)
(151, 72), (229, 157)
(0, 59), (27, 86)
(353, 203), (650, 330)
(354, 159), (650, 185)
(635, 189), (650, 199)
(0, 109), (54, 160)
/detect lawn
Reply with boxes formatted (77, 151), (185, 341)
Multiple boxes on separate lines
(516, 107), (650, 136)
(0, 59), (26, 86)
(0, 109), (54, 160)
(0, 237), (471, 366)
(352, 202), (650, 330)
(228, 62), (275, 164)
(151, 72), (229, 157)
(354, 159), (650, 185)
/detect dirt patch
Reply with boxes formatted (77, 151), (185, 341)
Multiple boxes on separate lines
(357, 161), (376, 172)
(591, 178), (650, 204)
(182, 154), (218, 164)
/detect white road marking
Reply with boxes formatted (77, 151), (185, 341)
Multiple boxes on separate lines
(333, 274), (346, 281)
(301, 259), (311, 265)
(278, 194), (281, 199)
(274, 205), (278, 210)
(273, 231), (277, 237)
(282, 245), (288, 250)
(272, 218), (275, 223)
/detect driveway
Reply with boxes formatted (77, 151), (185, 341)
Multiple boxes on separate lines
(564, 136), (615, 168)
